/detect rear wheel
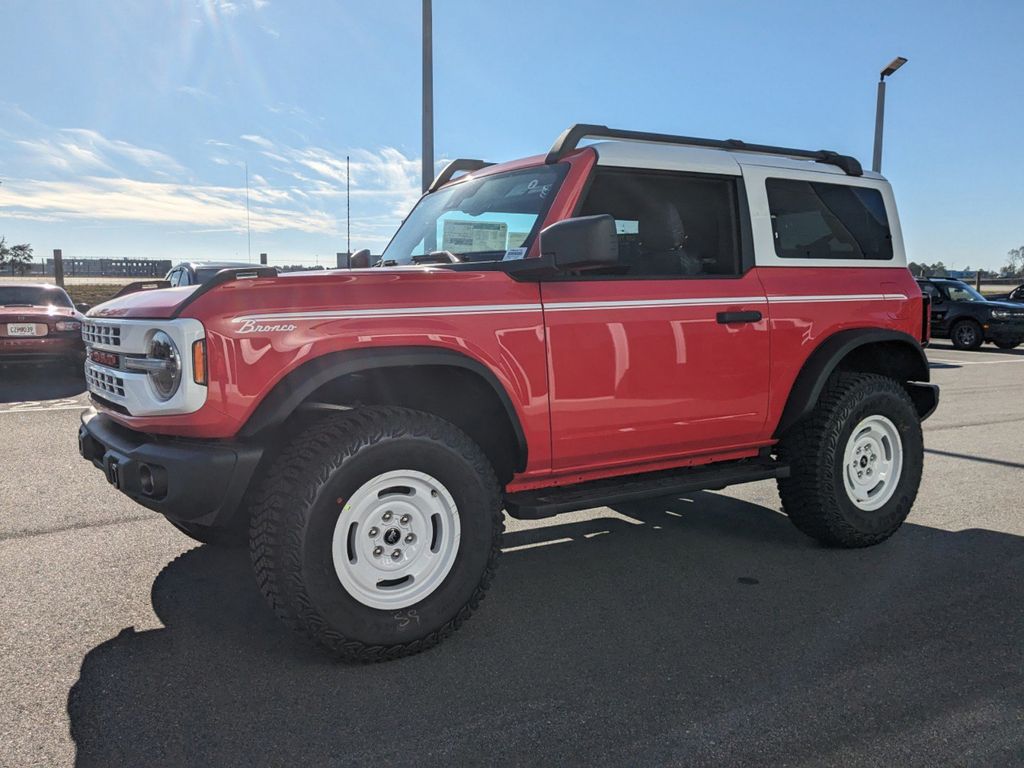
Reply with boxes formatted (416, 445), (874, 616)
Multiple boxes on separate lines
(951, 319), (983, 350)
(249, 406), (503, 661)
(776, 373), (923, 548)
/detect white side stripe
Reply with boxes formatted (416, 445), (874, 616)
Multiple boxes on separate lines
(544, 296), (768, 312)
(231, 293), (908, 324)
(768, 293), (908, 303)
(233, 304), (543, 323)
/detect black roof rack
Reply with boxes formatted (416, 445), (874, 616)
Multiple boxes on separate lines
(545, 123), (863, 176)
(427, 159), (494, 193)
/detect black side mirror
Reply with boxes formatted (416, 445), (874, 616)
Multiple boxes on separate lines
(349, 249), (371, 269)
(539, 214), (618, 272)
(75, 303), (91, 313)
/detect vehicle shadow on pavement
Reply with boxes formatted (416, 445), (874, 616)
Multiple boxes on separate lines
(0, 365), (84, 403)
(66, 493), (1023, 768)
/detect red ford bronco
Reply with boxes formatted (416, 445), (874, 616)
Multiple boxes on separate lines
(78, 124), (938, 660)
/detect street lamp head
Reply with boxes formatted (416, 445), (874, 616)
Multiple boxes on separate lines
(880, 56), (908, 79)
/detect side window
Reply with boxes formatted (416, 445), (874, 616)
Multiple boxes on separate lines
(920, 283), (942, 301)
(766, 179), (893, 260)
(167, 269), (181, 287)
(576, 168), (742, 278)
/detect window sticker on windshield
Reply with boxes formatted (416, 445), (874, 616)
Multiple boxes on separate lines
(507, 231), (530, 248)
(504, 177), (554, 200)
(442, 220), (508, 253)
(504, 247), (527, 261)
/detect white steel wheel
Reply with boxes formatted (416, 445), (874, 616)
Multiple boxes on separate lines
(331, 469), (461, 610)
(841, 414), (903, 512)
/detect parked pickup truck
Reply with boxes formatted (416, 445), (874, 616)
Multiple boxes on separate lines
(77, 124), (938, 661)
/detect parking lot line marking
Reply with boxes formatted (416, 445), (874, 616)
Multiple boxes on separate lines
(927, 357), (1024, 366)
(502, 537), (574, 553)
(0, 404), (89, 415)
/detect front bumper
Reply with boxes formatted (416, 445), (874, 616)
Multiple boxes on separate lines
(0, 335), (85, 363)
(984, 321), (1024, 343)
(78, 409), (263, 528)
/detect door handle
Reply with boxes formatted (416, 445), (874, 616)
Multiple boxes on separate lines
(716, 310), (762, 324)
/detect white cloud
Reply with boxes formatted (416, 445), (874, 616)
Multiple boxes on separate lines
(240, 133), (274, 149)
(15, 129), (185, 178)
(176, 85), (215, 101)
(0, 177), (333, 234)
(1, 114), (424, 250)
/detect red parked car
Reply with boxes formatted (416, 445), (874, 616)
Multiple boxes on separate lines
(0, 283), (86, 370)
(78, 124), (937, 660)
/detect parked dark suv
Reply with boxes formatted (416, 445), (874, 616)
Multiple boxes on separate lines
(918, 278), (1024, 350)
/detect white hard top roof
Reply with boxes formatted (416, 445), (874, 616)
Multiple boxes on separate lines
(588, 140), (883, 181)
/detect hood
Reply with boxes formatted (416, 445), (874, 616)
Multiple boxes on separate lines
(85, 265), (451, 320)
(980, 299), (1024, 311)
(89, 285), (199, 320)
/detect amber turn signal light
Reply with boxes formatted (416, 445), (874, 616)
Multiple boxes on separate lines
(192, 340), (207, 385)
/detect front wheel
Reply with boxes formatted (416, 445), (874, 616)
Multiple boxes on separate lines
(951, 319), (983, 350)
(249, 406), (503, 661)
(776, 373), (923, 548)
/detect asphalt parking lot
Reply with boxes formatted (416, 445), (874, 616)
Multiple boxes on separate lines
(1, 340), (1022, 767)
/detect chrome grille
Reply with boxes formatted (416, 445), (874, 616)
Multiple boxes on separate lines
(86, 367), (126, 398)
(82, 322), (122, 347)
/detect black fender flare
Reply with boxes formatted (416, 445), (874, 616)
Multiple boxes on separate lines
(238, 346), (528, 470)
(774, 329), (931, 437)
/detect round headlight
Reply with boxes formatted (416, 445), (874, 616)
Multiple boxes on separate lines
(147, 330), (181, 400)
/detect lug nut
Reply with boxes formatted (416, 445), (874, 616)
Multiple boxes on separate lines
(405, 533), (416, 544)
(391, 549), (402, 561)
(368, 527), (379, 538)
(372, 546), (383, 557)
(381, 511), (392, 522)
(400, 514), (411, 525)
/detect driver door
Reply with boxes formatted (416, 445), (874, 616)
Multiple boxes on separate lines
(542, 166), (769, 471)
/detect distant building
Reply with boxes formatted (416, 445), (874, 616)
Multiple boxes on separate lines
(43, 257), (172, 278)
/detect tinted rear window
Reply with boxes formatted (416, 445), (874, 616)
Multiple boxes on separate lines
(0, 286), (73, 307)
(766, 179), (893, 261)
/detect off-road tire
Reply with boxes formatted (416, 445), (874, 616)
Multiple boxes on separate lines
(249, 406), (503, 662)
(951, 319), (983, 350)
(776, 372), (923, 548)
(993, 340), (1020, 350)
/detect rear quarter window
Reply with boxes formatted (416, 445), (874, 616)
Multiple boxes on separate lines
(766, 178), (893, 261)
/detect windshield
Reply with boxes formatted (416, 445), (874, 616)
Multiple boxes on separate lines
(381, 165), (568, 265)
(945, 283), (986, 302)
(0, 286), (73, 308)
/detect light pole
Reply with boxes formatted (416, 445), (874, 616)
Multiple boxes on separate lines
(872, 56), (907, 173)
(421, 0), (434, 193)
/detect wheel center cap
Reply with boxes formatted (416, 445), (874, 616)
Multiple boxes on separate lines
(860, 456), (869, 468)
(383, 528), (401, 545)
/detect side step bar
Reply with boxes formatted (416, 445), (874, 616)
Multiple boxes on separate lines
(504, 459), (789, 520)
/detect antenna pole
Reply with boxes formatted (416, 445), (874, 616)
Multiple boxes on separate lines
(347, 155), (351, 256)
(422, 0), (434, 193)
(245, 161), (252, 263)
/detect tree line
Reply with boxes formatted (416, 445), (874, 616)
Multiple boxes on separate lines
(0, 237), (34, 275)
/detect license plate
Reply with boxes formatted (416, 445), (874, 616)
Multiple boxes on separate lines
(7, 323), (40, 336)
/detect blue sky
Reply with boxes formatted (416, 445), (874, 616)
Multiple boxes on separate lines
(1, 0), (1022, 269)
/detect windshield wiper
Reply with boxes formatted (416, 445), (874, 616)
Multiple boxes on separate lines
(412, 250), (463, 265)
